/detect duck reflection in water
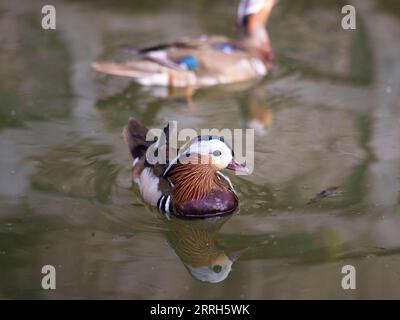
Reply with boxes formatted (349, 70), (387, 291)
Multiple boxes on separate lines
(95, 79), (274, 137)
(240, 79), (273, 135)
(164, 215), (243, 283)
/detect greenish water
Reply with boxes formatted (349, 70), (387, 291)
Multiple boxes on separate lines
(1, 0), (400, 299)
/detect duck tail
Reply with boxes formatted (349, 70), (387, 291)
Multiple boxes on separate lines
(92, 62), (147, 78)
(122, 118), (154, 160)
(92, 62), (170, 86)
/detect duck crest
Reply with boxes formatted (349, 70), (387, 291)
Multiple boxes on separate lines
(169, 163), (227, 204)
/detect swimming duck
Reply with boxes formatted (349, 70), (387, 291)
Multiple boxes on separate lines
(93, 0), (277, 88)
(123, 118), (248, 218)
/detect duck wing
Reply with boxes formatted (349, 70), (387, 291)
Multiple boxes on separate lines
(92, 36), (266, 87)
(123, 118), (175, 207)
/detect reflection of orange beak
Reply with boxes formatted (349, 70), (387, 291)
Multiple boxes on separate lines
(228, 248), (247, 262)
(227, 159), (249, 173)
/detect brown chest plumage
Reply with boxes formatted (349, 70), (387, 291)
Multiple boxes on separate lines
(172, 188), (238, 218)
(168, 163), (238, 218)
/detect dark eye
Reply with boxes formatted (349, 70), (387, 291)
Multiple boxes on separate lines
(212, 265), (222, 273)
(186, 152), (191, 157)
(212, 150), (222, 157)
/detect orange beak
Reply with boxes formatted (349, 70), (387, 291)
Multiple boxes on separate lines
(227, 159), (249, 173)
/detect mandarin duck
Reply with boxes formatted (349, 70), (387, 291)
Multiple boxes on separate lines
(93, 0), (278, 88)
(123, 118), (248, 218)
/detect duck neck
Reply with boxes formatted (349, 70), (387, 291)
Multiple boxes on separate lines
(237, 2), (274, 63)
(241, 26), (271, 53)
(169, 164), (226, 203)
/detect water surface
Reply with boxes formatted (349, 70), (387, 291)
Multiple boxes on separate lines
(1, 0), (400, 299)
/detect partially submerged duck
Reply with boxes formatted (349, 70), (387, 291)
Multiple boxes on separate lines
(93, 0), (278, 88)
(123, 118), (248, 218)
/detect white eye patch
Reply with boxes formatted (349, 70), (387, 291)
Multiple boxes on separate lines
(184, 140), (233, 169)
(186, 140), (231, 157)
(163, 138), (233, 175)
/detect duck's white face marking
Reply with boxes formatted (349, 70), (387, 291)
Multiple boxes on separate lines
(184, 139), (233, 170)
(163, 137), (234, 175)
(137, 167), (161, 206)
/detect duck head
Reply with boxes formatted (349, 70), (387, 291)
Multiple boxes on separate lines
(164, 135), (248, 175)
(237, 0), (278, 66)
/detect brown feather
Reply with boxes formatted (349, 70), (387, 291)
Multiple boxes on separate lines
(122, 117), (154, 159)
(168, 219), (223, 266)
(169, 155), (227, 204)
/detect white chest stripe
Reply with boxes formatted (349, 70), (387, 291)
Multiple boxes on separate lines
(165, 196), (171, 213)
(132, 157), (139, 167)
(157, 195), (171, 213)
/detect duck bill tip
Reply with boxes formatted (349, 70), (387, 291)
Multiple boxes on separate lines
(227, 159), (249, 174)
